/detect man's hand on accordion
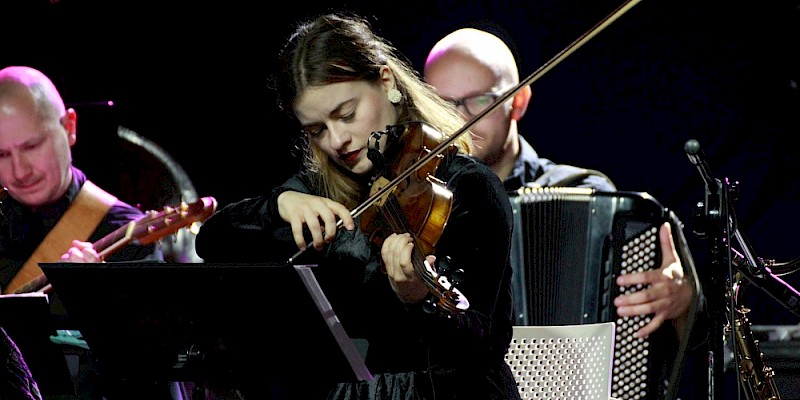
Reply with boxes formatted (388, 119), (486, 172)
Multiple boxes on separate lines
(613, 222), (693, 339)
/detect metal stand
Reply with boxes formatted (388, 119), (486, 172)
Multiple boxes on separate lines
(685, 139), (800, 399)
(685, 139), (730, 400)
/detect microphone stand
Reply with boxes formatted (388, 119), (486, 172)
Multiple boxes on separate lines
(684, 139), (730, 400)
(684, 139), (800, 399)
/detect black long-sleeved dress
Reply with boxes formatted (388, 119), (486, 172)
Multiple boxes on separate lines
(196, 151), (521, 400)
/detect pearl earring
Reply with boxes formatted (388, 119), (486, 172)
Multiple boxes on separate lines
(388, 88), (402, 104)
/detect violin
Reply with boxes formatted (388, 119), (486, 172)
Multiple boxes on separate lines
(359, 121), (469, 315)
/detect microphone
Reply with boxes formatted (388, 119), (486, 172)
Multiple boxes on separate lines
(730, 247), (765, 279)
(366, 127), (393, 176)
(730, 247), (800, 318)
(684, 139), (720, 192)
(367, 124), (406, 181)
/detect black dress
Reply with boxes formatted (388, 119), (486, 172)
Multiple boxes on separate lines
(196, 151), (521, 400)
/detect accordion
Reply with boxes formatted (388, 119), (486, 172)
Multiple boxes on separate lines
(509, 187), (699, 400)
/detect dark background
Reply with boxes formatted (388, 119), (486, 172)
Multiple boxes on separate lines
(4, 0), (800, 328)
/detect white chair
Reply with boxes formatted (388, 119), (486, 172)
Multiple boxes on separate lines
(505, 322), (617, 400)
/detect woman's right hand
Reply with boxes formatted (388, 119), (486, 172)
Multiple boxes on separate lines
(277, 191), (355, 251)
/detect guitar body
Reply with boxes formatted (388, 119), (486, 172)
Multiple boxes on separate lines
(7, 197), (218, 294)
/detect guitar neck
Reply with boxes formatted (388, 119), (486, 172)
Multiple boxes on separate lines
(92, 220), (141, 260)
(92, 222), (134, 256)
(94, 197), (218, 260)
(7, 197), (217, 294)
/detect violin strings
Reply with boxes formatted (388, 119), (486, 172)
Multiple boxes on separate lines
(380, 195), (441, 291)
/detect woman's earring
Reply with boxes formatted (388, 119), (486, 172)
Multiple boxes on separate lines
(388, 88), (402, 104)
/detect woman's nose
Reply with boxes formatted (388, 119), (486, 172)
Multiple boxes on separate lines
(328, 126), (351, 151)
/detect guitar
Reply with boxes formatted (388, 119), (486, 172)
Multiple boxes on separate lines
(10, 196), (218, 294)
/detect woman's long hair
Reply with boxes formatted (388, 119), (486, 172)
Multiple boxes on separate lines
(275, 13), (471, 209)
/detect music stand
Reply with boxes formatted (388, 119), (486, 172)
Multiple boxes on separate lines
(0, 293), (75, 396)
(39, 262), (372, 400)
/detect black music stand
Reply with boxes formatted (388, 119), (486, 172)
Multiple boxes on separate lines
(39, 262), (372, 400)
(0, 293), (75, 396)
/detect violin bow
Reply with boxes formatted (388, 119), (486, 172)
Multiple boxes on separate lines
(288, 0), (643, 264)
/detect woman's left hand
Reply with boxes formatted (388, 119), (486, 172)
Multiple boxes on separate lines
(382, 232), (430, 304)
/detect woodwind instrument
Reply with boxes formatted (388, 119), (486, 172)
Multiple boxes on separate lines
(729, 272), (782, 400)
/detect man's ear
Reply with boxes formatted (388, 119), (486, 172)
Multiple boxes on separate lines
(510, 85), (532, 122)
(62, 108), (78, 146)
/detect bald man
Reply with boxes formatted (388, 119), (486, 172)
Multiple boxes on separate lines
(424, 28), (695, 339)
(0, 66), (162, 290)
(424, 28), (616, 191)
(0, 66), (164, 398)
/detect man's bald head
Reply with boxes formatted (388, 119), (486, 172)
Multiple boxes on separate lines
(424, 28), (519, 85)
(0, 66), (66, 122)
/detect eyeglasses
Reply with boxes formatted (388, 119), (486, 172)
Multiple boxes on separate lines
(444, 88), (509, 117)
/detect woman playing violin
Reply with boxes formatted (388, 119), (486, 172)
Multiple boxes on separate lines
(195, 12), (520, 400)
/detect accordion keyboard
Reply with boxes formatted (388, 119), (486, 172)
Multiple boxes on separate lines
(614, 225), (658, 400)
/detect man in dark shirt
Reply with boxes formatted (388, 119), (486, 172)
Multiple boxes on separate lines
(0, 66), (162, 399)
(424, 26), (693, 339)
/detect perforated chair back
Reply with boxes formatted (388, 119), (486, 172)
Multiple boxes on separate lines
(505, 322), (616, 400)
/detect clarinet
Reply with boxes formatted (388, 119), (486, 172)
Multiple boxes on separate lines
(729, 273), (782, 400)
